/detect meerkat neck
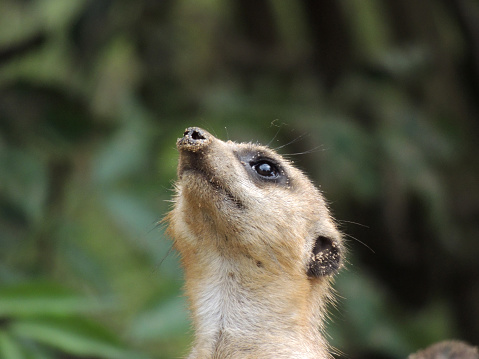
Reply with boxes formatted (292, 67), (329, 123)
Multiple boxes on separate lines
(184, 257), (331, 359)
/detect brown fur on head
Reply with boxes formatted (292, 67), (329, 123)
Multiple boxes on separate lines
(166, 127), (344, 358)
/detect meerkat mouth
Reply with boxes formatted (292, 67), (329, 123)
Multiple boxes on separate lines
(180, 165), (245, 210)
(177, 127), (245, 210)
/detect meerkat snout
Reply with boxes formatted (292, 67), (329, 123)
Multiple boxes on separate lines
(178, 127), (211, 152)
(166, 127), (344, 359)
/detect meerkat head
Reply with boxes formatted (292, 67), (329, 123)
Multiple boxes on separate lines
(167, 127), (343, 281)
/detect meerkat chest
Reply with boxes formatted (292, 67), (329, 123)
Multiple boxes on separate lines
(193, 259), (258, 331)
(192, 280), (316, 359)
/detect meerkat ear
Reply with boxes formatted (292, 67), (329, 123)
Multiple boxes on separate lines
(306, 235), (342, 277)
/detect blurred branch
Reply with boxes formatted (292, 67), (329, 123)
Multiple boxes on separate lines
(301, 0), (353, 88)
(35, 160), (72, 274)
(0, 33), (47, 66)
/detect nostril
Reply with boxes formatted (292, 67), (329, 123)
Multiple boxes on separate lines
(191, 130), (206, 141)
(178, 127), (212, 150)
(183, 128), (207, 142)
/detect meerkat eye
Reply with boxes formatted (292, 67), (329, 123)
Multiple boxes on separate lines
(251, 161), (280, 178)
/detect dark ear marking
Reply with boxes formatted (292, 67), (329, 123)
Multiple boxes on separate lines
(307, 235), (341, 277)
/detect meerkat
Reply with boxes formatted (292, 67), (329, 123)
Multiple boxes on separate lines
(165, 127), (344, 359)
(408, 341), (479, 359)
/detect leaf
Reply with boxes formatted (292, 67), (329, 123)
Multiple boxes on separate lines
(0, 331), (24, 359)
(0, 148), (47, 224)
(92, 101), (154, 185)
(129, 296), (190, 341)
(0, 282), (110, 318)
(102, 192), (160, 246)
(11, 317), (147, 359)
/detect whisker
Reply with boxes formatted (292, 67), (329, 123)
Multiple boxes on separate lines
(224, 126), (230, 141)
(339, 220), (370, 229)
(274, 132), (309, 151)
(198, 120), (217, 138)
(209, 126), (218, 138)
(266, 120), (284, 147)
(148, 219), (166, 234)
(343, 233), (375, 253)
(282, 145), (325, 157)
(153, 242), (176, 273)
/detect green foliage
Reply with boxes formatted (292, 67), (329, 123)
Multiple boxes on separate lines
(1, 0), (478, 358)
(0, 282), (146, 359)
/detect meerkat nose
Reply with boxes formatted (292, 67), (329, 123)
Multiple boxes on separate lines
(177, 127), (213, 151)
(184, 127), (207, 141)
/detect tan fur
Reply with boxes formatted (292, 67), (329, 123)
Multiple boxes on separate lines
(166, 127), (344, 359)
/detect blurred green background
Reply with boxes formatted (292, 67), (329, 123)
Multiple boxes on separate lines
(1, 0), (478, 358)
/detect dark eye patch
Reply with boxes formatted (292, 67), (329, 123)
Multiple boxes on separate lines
(235, 149), (289, 186)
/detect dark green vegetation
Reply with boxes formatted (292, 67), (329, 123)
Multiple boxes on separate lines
(1, 1), (478, 358)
